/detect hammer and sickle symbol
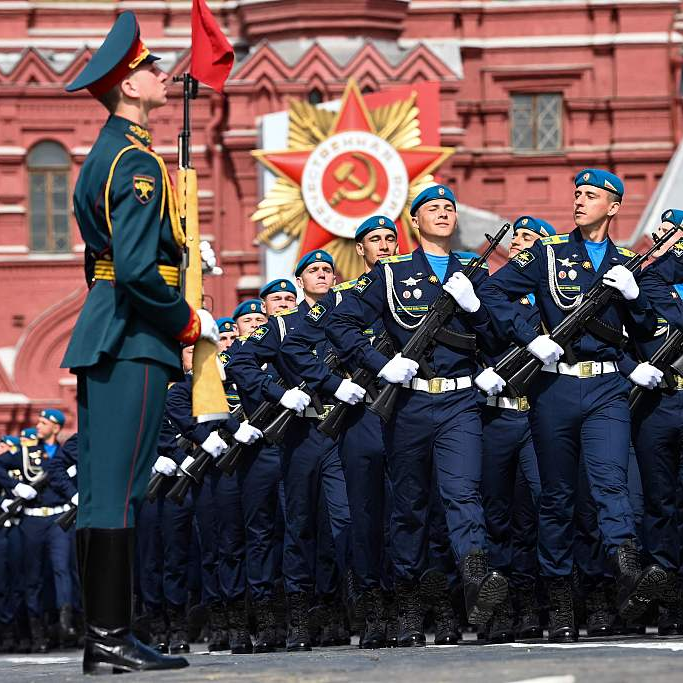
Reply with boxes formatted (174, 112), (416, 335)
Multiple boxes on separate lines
(330, 153), (382, 207)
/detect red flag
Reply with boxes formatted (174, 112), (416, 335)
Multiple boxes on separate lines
(190, 0), (234, 93)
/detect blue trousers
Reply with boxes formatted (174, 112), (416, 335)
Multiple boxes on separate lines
(482, 406), (540, 586)
(530, 373), (635, 577)
(281, 419), (351, 595)
(21, 515), (74, 617)
(383, 388), (487, 582)
(0, 525), (23, 625)
(632, 390), (683, 572)
(137, 494), (165, 611)
(338, 405), (388, 591)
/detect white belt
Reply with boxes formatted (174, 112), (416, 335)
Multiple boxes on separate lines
(541, 361), (618, 378)
(23, 504), (70, 517)
(304, 405), (334, 419)
(486, 396), (530, 411)
(402, 377), (473, 393)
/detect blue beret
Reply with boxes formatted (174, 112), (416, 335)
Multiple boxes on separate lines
(216, 317), (236, 333)
(259, 279), (297, 298)
(1, 435), (20, 451)
(661, 209), (683, 227)
(294, 250), (335, 277)
(41, 409), (65, 427)
(354, 215), (397, 242)
(513, 215), (557, 238)
(410, 185), (456, 217)
(574, 168), (624, 198)
(21, 427), (37, 440)
(65, 12), (159, 96)
(232, 299), (265, 320)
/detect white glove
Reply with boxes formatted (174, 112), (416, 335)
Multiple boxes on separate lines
(70, 493), (79, 506)
(233, 422), (263, 445)
(526, 335), (564, 366)
(603, 265), (639, 301)
(443, 272), (481, 313)
(279, 388), (311, 412)
(152, 455), (177, 476)
(200, 240), (223, 276)
(628, 362), (663, 389)
(1, 499), (12, 513)
(12, 482), (37, 501)
(334, 379), (367, 405)
(475, 367), (507, 397)
(378, 354), (419, 384)
(197, 309), (220, 344)
(201, 431), (228, 458)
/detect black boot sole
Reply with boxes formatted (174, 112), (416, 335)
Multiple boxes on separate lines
(398, 634), (426, 647)
(547, 629), (578, 643)
(467, 573), (509, 625)
(286, 642), (312, 652)
(487, 631), (515, 644)
(516, 626), (543, 640)
(619, 565), (667, 621)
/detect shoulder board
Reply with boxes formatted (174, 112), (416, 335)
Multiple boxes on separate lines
(379, 254), (412, 264)
(332, 279), (358, 292)
(541, 234), (570, 245)
(238, 335), (250, 341)
(456, 252), (488, 270)
(616, 246), (636, 258)
(273, 307), (298, 317)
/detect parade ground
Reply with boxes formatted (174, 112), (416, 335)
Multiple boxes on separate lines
(2, 632), (683, 683)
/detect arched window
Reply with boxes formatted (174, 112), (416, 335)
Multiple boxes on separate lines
(27, 141), (70, 252)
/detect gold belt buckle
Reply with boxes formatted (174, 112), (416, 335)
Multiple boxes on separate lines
(318, 406), (332, 420)
(428, 378), (444, 393)
(675, 375), (683, 390)
(578, 361), (594, 378)
(42, 507), (49, 516)
(518, 396), (530, 411)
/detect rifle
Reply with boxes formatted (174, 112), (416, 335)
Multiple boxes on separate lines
(495, 224), (683, 398)
(0, 473), (50, 526)
(369, 223), (511, 422)
(147, 435), (194, 503)
(262, 351), (340, 444)
(317, 331), (394, 439)
(57, 504), (77, 532)
(628, 328), (683, 411)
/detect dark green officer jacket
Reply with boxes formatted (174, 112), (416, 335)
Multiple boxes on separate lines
(62, 115), (195, 375)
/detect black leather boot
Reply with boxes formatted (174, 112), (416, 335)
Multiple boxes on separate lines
(286, 592), (312, 652)
(167, 604), (190, 654)
(146, 610), (168, 653)
(382, 591), (399, 647)
(0, 623), (15, 653)
(59, 605), (78, 648)
(359, 588), (386, 649)
(29, 616), (49, 654)
(226, 599), (253, 654)
(657, 571), (681, 636)
(254, 600), (278, 653)
(396, 579), (426, 647)
(207, 602), (230, 651)
(547, 577), (577, 643)
(79, 528), (188, 674)
(460, 549), (508, 625)
(488, 597), (515, 643)
(585, 583), (613, 637)
(514, 583), (542, 639)
(612, 540), (666, 621)
(421, 571), (460, 645)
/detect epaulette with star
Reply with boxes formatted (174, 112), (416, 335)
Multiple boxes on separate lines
(379, 254), (412, 264)
(332, 279), (358, 292)
(456, 251), (488, 269)
(541, 234), (570, 246)
(616, 246), (637, 258)
(273, 307), (298, 317)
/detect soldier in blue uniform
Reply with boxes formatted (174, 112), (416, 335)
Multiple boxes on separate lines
(62, 11), (222, 673)
(0, 410), (74, 653)
(479, 169), (666, 642)
(229, 250), (353, 652)
(475, 216), (552, 642)
(216, 317), (237, 352)
(281, 216), (398, 648)
(634, 210), (683, 635)
(327, 185), (509, 646)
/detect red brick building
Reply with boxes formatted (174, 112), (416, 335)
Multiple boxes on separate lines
(0, 0), (682, 434)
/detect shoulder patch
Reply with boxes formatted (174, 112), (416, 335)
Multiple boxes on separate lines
(379, 253), (412, 264)
(616, 246), (637, 258)
(249, 326), (270, 342)
(133, 174), (156, 204)
(354, 274), (374, 295)
(273, 307), (298, 317)
(541, 234), (570, 245)
(306, 303), (327, 322)
(332, 279), (358, 292)
(671, 241), (683, 258)
(511, 250), (536, 268)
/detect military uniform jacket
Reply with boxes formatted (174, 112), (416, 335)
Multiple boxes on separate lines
(47, 434), (79, 501)
(280, 280), (388, 398)
(61, 115), (194, 374)
(479, 228), (656, 377)
(327, 247), (493, 379)
(639, 246), (683, 334)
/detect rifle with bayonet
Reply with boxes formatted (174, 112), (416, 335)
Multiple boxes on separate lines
(317, 331), (394, 439)
(495, 224), (683, 398)
(629, 328), (683, 411)
(368, 223), (512, 422)
(0, 473), (50, 526)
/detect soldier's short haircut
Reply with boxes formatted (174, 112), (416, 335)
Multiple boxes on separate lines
(97, 85), (122, 114)
(606, 190), (622, 205)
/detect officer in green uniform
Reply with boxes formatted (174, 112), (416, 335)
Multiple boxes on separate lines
(63, 11), (218, 674)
